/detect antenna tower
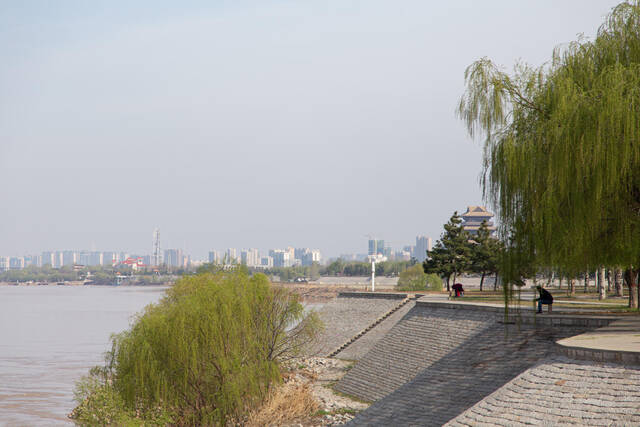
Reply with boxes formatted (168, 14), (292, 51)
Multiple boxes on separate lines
(152, 228), (161, 266)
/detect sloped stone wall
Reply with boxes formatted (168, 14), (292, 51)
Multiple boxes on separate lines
(334, 304), (497, 402)
(309, 295), (406, 357)
(335, 300), (416, 360)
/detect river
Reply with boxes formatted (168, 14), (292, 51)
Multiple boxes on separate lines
(0, 285), (167, 426)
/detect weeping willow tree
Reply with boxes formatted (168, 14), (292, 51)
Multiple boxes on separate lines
(71, 270), (322, 425)
(458, 1), (640, 308)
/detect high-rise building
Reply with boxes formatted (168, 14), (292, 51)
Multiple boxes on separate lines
(164, 249), (183, 267)
(368, 240), (376, 256)
(272, 250), (291, 267)
(368, 239), (385, 256)
(103, 252), (117, 266)
(241, 248), (260, 267)
(53, 252), (63, 268)
(61, 250), (77, 267)
(89, 252), (103, 266)
(294, 248), (307, 262)
(23, 255), (37, 267)
(77, 251), (91, 266)
(260, 256), (273, 268)
(225, 248), (237, 264)
(461, 206), (496, 235)
(0, 257), (9, 271)
(286, 247), (295, 263)
(415, 236), (433, 263)
(300, 249), (322, 266)
(208, 250), (221, 264)
(41, 251), (54, 267)
(9, 257), (25, 270)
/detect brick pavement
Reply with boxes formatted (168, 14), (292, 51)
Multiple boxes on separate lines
(446, 356), (640, 426)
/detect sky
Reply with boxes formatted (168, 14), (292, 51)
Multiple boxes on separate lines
(0, 0), (622, 259)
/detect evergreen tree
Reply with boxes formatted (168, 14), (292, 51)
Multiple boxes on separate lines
(424, 212), (472, 291)
(470, 220), (504, 291)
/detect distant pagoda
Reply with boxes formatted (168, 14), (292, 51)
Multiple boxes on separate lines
(461, 206), (496, 236)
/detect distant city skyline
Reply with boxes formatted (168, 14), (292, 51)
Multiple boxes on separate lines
(0, 229), (437, 270)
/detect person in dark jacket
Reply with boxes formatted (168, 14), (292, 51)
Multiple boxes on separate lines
(535, 285), (553, 313)
(452, 283), (464, 297)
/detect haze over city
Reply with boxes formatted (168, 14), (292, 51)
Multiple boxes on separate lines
(0, 0), (619, 259)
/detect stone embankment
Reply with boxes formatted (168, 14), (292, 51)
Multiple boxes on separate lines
(310, 293), (409, 357)
(334, 300), (416, 360)
(334, 298), (639, 426)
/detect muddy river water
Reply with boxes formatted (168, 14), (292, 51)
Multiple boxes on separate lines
(0, 285), (166, 426)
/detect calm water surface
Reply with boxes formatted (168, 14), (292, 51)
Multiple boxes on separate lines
(0, 285), (166, 426)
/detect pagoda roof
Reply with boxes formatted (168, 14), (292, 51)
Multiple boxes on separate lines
(462, 206), (494, 218)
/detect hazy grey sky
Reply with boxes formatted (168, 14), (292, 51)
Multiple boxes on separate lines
(0, 0), (621, 259)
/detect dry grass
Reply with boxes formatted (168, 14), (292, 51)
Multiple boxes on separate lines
(245, 381), (320, 427)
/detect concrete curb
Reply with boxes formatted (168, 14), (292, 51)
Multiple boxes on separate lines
(416, 300), (617, 327)
(337, 291), (408, 299)
(555, 342), (640, 365)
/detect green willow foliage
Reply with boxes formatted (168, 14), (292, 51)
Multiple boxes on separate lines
(458, 2), (640, 276)
(73, 270), (321, 425)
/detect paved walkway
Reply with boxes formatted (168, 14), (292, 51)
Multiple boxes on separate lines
(446, 356), (640, 426)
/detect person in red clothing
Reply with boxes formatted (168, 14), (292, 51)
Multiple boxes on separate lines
(452, 283), (464, 297)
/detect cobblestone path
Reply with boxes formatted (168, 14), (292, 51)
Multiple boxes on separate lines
(446, 356), (640, 426)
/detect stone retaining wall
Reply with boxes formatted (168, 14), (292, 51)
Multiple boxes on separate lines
(309, 295), (406, 357)
(335, 301), (416, 360)
(337, 292), (408, 299)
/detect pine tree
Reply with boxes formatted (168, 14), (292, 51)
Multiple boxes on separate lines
(470, 220), (504, 291)
(424, 212), (472, 292)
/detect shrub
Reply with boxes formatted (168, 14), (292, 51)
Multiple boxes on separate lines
(396, 264), (443, 291)
(72, 270), (321, 425)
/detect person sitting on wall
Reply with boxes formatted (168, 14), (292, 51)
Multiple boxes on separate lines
(452, 283), (464, 298)
(535, 285), (553, 313)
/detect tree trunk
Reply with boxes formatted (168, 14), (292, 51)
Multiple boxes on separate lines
(445, 275), (451, 292)
(606, 269), (612, 292)
(583, 272), (589, 293)
(569, 277), (575, 296)
(623, 268), (638, 309)
(452, 272), (457, 291)
(614, 268), (623, 297)
(597, 268), (606, 300)
(480, 272), (485, 291)
(494, 271), (499, 291)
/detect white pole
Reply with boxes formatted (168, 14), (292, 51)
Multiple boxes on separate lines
(371, 259), (376, 292)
